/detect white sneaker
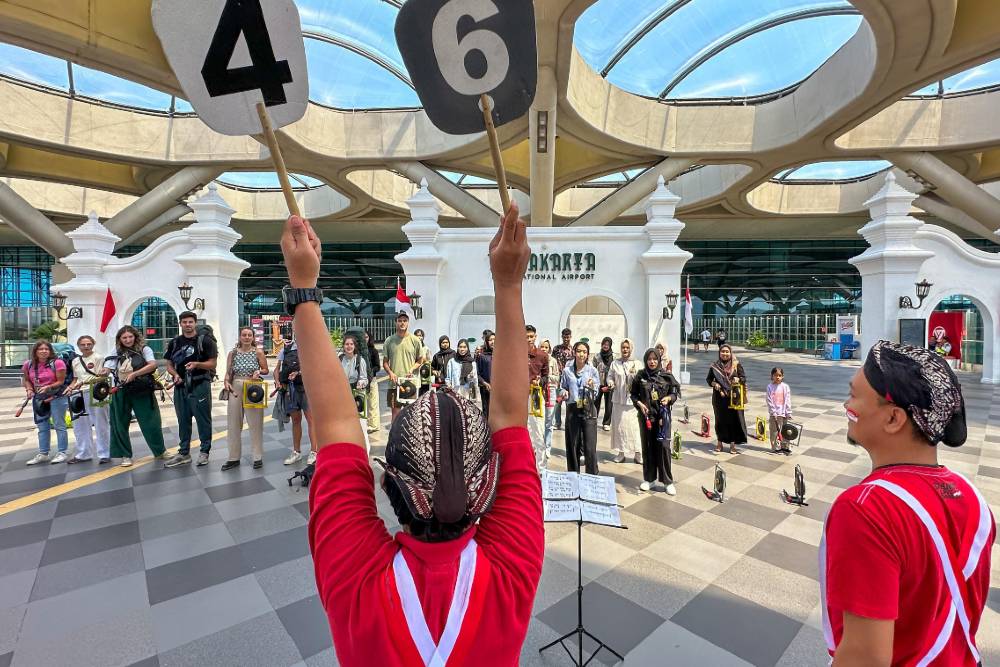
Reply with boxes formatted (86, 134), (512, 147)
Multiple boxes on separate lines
(120, 457), (133, 468)
(639, 481), (652, 492)
(602, 425), (611, 432)
(306, 451), (317, 465)
(284, 451), (302, 465)
(26, 453), (50, 466)
(50, 452), (68, 464)
(665, 483), (677, 496)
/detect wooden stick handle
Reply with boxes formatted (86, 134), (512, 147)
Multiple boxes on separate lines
(480, 94), (512, 215)
(255, 102), (301, 219)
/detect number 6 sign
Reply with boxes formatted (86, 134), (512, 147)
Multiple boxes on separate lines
(396, 0), (537, 136)
(152, 0), (309, 137)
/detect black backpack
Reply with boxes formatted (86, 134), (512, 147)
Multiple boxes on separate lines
(279, 346), (302, 385)
(49, 343), (78, 390)
(195, 324), (217, 380)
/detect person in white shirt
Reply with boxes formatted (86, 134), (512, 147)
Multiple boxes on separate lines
(445, 338), (479, 400)
(700, 328), (712, 352)
(66, 335), (111, 464)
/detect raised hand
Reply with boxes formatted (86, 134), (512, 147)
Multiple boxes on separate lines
(488, 202), (530, 288)
(281, 215), (322, 288)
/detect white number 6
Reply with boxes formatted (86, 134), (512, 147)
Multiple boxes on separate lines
(431, 0), (510, 96)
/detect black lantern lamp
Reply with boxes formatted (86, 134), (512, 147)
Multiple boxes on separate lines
(899, 279), (932, 309)
(52, 292), (67, 318)
(408, 292), (423, 320)
(663, 290), (679, 320)
(178, 282), (194, 309)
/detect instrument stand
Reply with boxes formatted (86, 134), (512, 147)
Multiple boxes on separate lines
(539, 519), (624, 666)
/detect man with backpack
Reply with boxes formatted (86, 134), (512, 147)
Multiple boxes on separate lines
(163, 311), (218, 468)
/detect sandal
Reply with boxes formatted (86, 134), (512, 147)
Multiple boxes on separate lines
(729, 446), (742, 454)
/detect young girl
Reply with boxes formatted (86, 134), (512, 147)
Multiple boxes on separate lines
(765, 367), (793, 454)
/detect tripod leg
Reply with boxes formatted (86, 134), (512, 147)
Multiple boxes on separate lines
(582, 629), (625, 661)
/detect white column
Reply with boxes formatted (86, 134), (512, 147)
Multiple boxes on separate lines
(638, 177), (693, 381)
(849, 172), (934, 356)
(396, 179), (446, 338)
(53, 212), (120, 356)
(175, 184), (250, 361)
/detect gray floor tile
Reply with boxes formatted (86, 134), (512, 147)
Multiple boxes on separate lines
(0, 604), (26, 656)
(150, 575), (273, 654)
(48, 502), (138, 539)
(978, 465), (1000, 479)
(130, 464), (198, 487)
(0, 502), (56, 530)
(204, 477), (275, 503)
(674, 454), (719, 471)
(276, 595), (333, 661)
(126, 656), (160, 667)
(19, 571), (149, 643)
(254, 555), (318, 610)
(536, 582), (664, 666)
(625, 495), (700, 528)
(625, 620), (751, 667)
(800, 447), (856, 463)
(214, 490), (292, 522)
(293, 502), (310, 520)
(303, 646), (340, 667)
(0, 472), (66, 497)
(30, 543), (145, 602)
(39, 520), (140, 567)
(11, 607), (156, 667)
(795, 498), (832, 523)
(54, 487), (134, 517)
(59, 472), (133, 499)
(826, 473), (862, 489)
(0, 519), (52, 550)
(710, 497), (789, 532)
(671, 584), (802, 667)
(134, 489), (213, 520)
(0, 651), (10, 667)
(728, 454), (784, 473)
(145, 545), (251, 605)
(225, 505), (307, 544)
(0, 571), (34, 609)
(0, 542), (44, 578)
(138, 505), (224, 542)
(158, 611), (301, 667)
(746, 533), (819, 581)
(142, 523), (237, 569)
(239, 525), (311, 572)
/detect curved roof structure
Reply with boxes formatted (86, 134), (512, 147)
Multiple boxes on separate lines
(0, 0), (999, 250)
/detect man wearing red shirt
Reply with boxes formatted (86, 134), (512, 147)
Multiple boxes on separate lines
(824, 341), (995, 666)
(280, 204), (544, 666)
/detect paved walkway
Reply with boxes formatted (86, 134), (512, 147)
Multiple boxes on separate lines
(0, 348), (996, 666)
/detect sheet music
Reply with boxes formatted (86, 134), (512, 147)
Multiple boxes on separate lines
(578, 473), (617, 505)
(544, 500), (582, 522)
(581, 502), (622, 527)
(541, 470), (579, 500)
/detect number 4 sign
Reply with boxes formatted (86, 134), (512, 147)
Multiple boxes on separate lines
(152, 0), (309, 138)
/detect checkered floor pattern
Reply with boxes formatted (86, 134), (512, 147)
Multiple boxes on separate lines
(0, 350), (997, 666)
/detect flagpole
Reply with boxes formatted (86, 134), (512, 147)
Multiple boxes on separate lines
(683, 275), (689, 380)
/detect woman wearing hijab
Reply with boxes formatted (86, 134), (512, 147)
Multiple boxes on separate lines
(630, 349), (680, 494)
(608, 338), (642, 464)
(592, 337), (615, 431)
(476, 330), (495, 420)
(445, 338), (478, 400)
(707, 343), (748, 454)
(431, 335), (456, 386)
(654, 341), (673, 373)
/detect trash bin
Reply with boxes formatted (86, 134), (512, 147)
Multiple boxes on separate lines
(823, 342), (841, 360)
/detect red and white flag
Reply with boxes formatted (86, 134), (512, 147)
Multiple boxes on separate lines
(99, 288), (117, 333)
(684, 277), (693, 335)
(395, 277), (413, 318)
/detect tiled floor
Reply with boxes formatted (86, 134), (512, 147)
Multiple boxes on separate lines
(0, 349), (997, 666)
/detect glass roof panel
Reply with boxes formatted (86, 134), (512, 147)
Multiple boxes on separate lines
(576, 0), (858, 99)
(72, 63), (174, 109)
(295, 0), (404, 70)
(941, 56), (1000, 94)
(219, 172), (324, 190)
(305, 38), (418, 109)
(671, 14), (862, 98)
(780, 160), (891, 181)
(0, 43), (68, 89)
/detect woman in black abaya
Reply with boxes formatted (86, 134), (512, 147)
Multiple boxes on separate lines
(707, 343), (747, 454)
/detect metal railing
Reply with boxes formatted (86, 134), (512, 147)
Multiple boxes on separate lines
(689, 314), (851, 352)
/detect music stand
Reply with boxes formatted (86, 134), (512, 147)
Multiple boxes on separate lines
(538, 472), (626, 666)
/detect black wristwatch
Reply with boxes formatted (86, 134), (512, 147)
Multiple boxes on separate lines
(282, 286), (324, 315)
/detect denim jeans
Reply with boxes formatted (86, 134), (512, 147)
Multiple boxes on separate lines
(37, 395), (69, 455)
(543, 389), (555, 454)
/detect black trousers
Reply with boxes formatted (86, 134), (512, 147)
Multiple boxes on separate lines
(553, 399), (563, 428)
(565, 404), (598, 474)
(638, 413), (673, 484)
(596, 389), (613, 426)
(480, 387), (491, 421)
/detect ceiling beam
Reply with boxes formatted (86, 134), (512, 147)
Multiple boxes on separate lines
(569, 158), (695, 227)
(0, 180), (72, 257)
(106, 166), (223, 243)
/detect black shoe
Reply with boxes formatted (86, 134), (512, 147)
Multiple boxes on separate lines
(164, 454), (192, 468)
(98, 458), (110, 465)
(221, 460), (241, 471)
(253, 460), (263, 470)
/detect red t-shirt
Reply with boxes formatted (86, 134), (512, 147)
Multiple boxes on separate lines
(823, 464), (995, 666)
(308, 426), (544, 667)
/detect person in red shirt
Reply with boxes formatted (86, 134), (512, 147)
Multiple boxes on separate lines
(280, 204), (544, 666)
(824, 341), (995, 666)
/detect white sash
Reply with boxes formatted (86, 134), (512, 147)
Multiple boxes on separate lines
(820, 478), (988, 665)
(393, 539), (478, 667)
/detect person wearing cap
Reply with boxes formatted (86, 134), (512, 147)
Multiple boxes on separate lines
(551, 328), (574, 430)
(822, 341), (994, 666)
(526, 324), (550, 470)
(383, 312), (425, 421)
(284, 205), (543, 666)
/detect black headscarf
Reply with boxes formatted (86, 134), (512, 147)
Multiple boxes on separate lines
(432, 336), (456, 374)
(455, 341), (474, 384)
(599, 337), (614, 366)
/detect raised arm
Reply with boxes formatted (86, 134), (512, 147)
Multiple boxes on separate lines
(486, 203), (531, 433)
(281, 216), (364, 450)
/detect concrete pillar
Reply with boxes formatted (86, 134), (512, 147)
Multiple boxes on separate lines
(390, 162), (498, 227)
(0, 180), (73, 258)
(638, 177), (693, 382)
(395, 180), (446, 340)
(849, 172), (934, 357)
(529, 66), (557, 227)
(174, 184), (251, 362)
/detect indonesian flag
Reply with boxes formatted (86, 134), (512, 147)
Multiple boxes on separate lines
(684, 277), (694, 335)
(395, 277), (413, 318)
(99, 288), (117, 333)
